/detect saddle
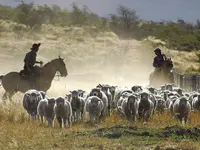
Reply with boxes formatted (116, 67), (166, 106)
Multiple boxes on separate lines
(19, 70), (31, 79)
(19, 69), (40, 80)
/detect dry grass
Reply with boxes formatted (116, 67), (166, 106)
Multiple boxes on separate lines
(1, 101), (200, 150)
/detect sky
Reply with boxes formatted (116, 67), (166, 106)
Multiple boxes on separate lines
(0, 0), (199, 23)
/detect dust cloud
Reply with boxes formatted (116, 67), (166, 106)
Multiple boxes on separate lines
(0, 30), (155, 98)
(47, 39), (155, 97)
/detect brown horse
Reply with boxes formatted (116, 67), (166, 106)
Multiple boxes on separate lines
(0, 56), (68, 101)
(149, 57), (174, 88)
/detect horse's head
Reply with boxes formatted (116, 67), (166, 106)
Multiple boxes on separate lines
(163, 57), (173, 70)
(55, 56), (68, 77)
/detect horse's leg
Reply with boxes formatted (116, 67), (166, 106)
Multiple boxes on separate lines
(2, 92), (7, 100)
(8, 91), (16, 102)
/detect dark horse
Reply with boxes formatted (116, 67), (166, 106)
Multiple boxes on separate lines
(0, 56), (68, 101)
(149, 57), (174, 88)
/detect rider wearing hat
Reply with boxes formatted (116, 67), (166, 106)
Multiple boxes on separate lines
(153, 48), (166, 68)
(24, 43), (43, 75)
(152, 48), (166, 78)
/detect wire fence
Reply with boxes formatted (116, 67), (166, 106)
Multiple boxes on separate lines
(173, 70), (200, 92)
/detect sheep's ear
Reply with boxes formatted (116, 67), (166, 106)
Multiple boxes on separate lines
(97, 84), (102, 88)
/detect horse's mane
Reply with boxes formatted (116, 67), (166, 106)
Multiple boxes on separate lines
(42, 58), (58, 69)
(43, 61), (51, 68)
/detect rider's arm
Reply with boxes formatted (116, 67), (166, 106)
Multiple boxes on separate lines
(35, 60), (43, 64)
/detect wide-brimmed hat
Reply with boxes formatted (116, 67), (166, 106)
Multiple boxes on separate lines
(31, 43), (41, 50)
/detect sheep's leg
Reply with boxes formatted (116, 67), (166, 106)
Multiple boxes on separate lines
(40, 115), (44, 124)
(72, 112), (75, 123)
(63, 117), (67, 128)
(144, 111), (150, 122)
(81, 111), (84, 122)
(77, 111), (81, 121)
(75, 112), (77, 122)
(97, 114), (100, 124)
(47, 117), (54, 127)
(68, 116), (72, 128)
(37, 115), (40, 121)
(56, 116), (62, 128)
(133, 116), (137, 122)
(31, 115), (37, 120)
(108, 102), (111, 116)
(184, 115), (188, 124)
(89, 114), (94, 124)
(99, 109), (105, 121)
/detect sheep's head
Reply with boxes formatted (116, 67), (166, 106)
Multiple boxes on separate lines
(48, 98), (55, 106)
(177, 88), (183, 96)
(28, 92), (41, 104)
(90, 88), (102, 99)
(109, 86), (117, 95)
(165, 84), (173, 91)
(179, 97), (188, 105)
(147, 87), (155, 94)
(39, 91), (46, 99)
(77, 89), (86, 97)
(91, 96), (101, 107)
(101, 86), (110, 94)
(156, 96), (165, 108)
(127, 95), (137, 110)
(65, 94), (72, 102)
(56, 97), (65, 107)
(131, 85), (142, 93)
(70, 90), (79, 99)
(140, 91), (149, 101)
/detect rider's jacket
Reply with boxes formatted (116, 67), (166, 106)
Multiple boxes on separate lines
(24, 50), (37, 67)
(153, 54), (165, 68)
(23, 50), (37, 74)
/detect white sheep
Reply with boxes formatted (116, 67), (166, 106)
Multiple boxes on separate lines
(37, 98), (55, 127)
(54, 97), (72, 128)
(85, 96), (104, 124)
(23, 89), (43, 120)
(173, 96), (191, 124)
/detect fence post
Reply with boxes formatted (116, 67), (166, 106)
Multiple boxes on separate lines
(192, 75), (197, 91)
(180, 75), (184, 89)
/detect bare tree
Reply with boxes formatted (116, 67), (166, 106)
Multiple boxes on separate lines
(117, 5), (139, 29)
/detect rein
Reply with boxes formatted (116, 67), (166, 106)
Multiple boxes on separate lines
(54, 72), (61, 81)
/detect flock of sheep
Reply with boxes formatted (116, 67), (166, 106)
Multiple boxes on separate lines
(22, 83), (200, 128)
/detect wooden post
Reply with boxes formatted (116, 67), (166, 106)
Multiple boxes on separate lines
(192, 75), (197, 91)
(180, 75), (184, 89)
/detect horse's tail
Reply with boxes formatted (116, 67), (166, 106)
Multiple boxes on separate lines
(0, 75), (4, 87)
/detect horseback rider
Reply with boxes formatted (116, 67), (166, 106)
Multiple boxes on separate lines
(23, 43), (43, 87)
(153, 48), (166, 68)
(153, 48), (166, 76)
(24, 43), (43, 75)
